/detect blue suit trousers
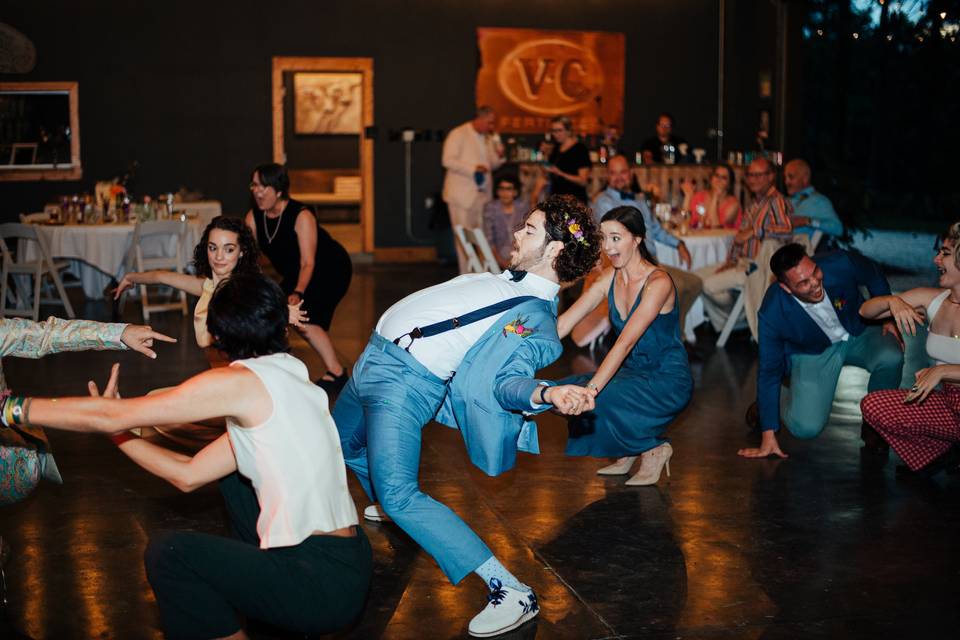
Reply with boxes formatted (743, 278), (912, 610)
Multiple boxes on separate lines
(332, 334), (493, 584)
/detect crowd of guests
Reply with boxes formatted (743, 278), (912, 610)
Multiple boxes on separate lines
(0, 108), (954, 639)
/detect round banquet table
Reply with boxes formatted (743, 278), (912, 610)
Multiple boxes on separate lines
(27, 220), (204, 299)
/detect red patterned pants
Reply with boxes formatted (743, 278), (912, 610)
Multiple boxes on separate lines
(860, 385), (960, 471)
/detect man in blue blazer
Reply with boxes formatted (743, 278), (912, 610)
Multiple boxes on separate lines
(332, 195), (600, 637)
(739, 243), (903, 459)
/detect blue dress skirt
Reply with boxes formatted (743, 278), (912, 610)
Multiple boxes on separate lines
(563, 272), (693, 457)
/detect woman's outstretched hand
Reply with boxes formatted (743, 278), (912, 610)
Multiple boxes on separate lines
(88, 363), (121, 399)
(288, 301), (309, 328)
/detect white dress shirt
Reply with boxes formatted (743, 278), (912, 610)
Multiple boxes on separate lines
(792, 291), (849, 343)
(377, 271), (559, 379)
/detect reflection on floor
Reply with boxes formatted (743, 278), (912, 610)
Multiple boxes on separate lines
(2, 263), (959, 639)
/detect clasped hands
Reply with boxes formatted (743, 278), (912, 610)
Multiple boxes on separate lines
(540, 384), (597, 415)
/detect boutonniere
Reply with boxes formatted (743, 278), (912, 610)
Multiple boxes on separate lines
(503, 315), (535, 338)
(833, 296), (846, 311)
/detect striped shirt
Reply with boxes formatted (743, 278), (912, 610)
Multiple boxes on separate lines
(731, 185), (793, 260)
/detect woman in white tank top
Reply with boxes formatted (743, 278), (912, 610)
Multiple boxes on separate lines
(11, 274), (370, 638)
(859, 222), (960, 474)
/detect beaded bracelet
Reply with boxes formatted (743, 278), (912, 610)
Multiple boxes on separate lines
(0, 392), (29, 428)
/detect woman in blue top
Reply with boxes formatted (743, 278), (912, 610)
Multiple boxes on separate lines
(558, 205), (693, 485)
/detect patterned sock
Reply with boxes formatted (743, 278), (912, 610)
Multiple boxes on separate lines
(475, 556), (529, 593)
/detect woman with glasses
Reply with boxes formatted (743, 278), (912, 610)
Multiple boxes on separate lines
(245, 163), (353, 393)
(532, 116), (592, 204)
(680, 164), (742, 229)
(482, 173), (529, 269)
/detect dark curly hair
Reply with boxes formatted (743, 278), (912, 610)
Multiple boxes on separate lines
(192, 216), (260, 279)
(540, 194), (601, 282)
(207, 273), (289, 361)
(601, 205), (658, 265)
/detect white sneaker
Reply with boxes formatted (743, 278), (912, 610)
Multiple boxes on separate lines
(468, 579), (539, 637)
(363, 504), (391, 523)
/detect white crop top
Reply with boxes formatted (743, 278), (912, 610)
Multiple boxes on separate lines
(226, 353), (358, 548)
(925, 290), (960, 366)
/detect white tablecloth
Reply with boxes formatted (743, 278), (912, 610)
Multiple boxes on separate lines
(655, 229), (736, 341)
(29, 221), (204, 299)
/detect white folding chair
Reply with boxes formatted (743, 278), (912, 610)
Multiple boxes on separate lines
(0, 223), (75, 320)
(452, 225), (486, 273)
(465, 227), (502, 274)
(130, 220), (188, 322)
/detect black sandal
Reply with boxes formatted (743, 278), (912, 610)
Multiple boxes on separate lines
(315, 370), (349, 394)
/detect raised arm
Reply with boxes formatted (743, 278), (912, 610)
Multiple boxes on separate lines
(859, 287), (940, 336)
(115, 270), (205, 299)
(584, 272), (673, 394)
(557, 268), (612, 339)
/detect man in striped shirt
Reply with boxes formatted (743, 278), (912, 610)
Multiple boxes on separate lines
(696, 157), (794, 332)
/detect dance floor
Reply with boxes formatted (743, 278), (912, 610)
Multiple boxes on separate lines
(2, 263), (959, 639)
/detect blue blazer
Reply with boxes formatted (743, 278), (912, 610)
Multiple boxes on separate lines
(757, 251), (891, 431)
(434, 298), (561, 476)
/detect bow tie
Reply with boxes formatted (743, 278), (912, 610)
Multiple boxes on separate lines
(509, 270), (527, 282)
(617, 190), (635, 200)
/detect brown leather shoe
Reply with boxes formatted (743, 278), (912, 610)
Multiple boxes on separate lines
(861, 421), (889, 452)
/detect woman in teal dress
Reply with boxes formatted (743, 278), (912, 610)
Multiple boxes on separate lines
(557, 205), (693, 485)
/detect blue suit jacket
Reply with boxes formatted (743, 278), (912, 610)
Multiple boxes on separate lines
(757, 251), (891, 431)
(434, 298), (561, 476)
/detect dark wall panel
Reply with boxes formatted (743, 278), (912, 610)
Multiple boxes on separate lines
(0, 0), (755, 248)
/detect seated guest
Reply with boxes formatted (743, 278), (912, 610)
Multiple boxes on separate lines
(482, 174), (529, 269)
(860, 222), (960, 475)
(738, 243), (903, 459)
(680, 164), (742, 229)
(593, 155), (702, 337)
(557, 206), (693, 485)
(784, 158), (843, 242)
(14, 274), (372, 638)
(640, 113), (688, 164)
(695, 157), (794, 335)
(532, 116), (592, 204)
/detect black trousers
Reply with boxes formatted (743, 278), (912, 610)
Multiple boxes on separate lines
(144, 473), (372, 639)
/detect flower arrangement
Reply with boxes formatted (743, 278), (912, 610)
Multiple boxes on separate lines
(833, 296), (846, 311)
(564, 214), (589, 246)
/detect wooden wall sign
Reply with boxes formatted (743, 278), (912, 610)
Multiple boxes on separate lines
(476, 27), (624, 135)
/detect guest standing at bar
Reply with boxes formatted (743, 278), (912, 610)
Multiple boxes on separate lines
(245, 163), (352, 393)
(533, 116), (592, 204)
(11, 274), (372, 639)
(442, 106), (505, 273)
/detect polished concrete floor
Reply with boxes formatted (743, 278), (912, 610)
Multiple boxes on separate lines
(2, 263), (960, 639)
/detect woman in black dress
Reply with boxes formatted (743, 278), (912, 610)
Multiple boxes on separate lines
(245, 163), (353, 392)
(532, 116), (593, 204)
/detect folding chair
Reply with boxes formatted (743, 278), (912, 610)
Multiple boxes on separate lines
(0, 223), (75, 320)
(465, 227), (502, 274)
(452, 225), (486, 273)
(130, 220), (188, 322)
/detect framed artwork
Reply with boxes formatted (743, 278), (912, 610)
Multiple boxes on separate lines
(293, 72), (363, 135)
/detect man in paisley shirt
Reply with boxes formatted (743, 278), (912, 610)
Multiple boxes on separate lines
(0, 316), (174, 590)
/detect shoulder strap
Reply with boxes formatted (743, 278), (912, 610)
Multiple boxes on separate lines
(393, 296), (538, 351)
(927, 289), (951, 323)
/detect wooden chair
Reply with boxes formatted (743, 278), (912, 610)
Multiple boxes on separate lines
(0, 223), (75, 321)
(130, 220), (188, 322)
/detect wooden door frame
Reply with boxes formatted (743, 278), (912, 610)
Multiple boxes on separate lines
(271, 57), (374, 253)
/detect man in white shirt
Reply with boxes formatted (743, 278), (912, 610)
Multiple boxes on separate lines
(333, 195), (601, 637)
(442, 106), (505, 273)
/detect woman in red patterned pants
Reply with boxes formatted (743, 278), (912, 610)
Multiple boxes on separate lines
(860, 223), (960, 472)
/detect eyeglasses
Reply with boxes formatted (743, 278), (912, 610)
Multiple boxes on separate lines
(713, 172), (730, 180)
(496, 185), (517, 191)
(745, 171), (772, 178)
(550, 128), (566, 134)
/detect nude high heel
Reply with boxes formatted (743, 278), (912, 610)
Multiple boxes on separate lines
(625, 443), (673, 486)
(597, 456), (638, 475)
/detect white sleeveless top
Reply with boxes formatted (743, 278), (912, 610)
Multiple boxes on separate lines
(226, 352), (359, 548)
(925, 290), (960, 366)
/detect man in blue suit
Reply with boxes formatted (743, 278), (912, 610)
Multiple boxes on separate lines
(739, 243), (903, 459)
(332, 195), (600, 637)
